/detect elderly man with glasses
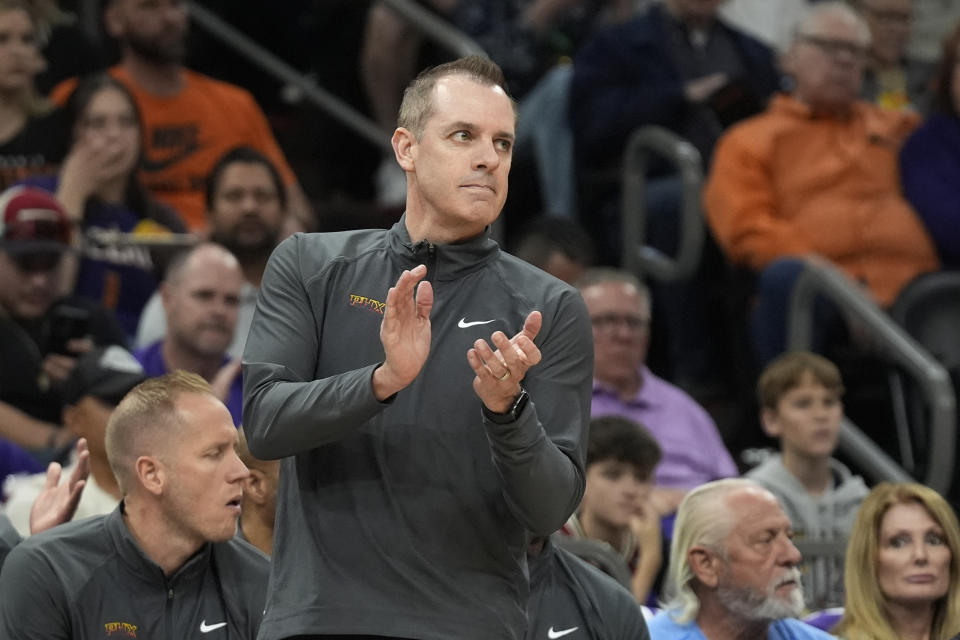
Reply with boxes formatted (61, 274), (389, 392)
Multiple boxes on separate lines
(576, 268), (738, 516)
(704, 1), (938, 366)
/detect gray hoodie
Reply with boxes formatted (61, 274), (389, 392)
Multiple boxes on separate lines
(747, 454), (868, 609)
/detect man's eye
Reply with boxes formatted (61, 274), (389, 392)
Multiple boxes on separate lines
(453, 131), (470, 141)
(495, 139), (512, 152)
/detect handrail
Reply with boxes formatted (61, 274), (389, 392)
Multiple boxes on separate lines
(380, 0), (486, 58)
(187, 2), (485, 154)
(787, 257), (955, 493)
(620, 126), (705, 282)
(187, 3), (392, 152)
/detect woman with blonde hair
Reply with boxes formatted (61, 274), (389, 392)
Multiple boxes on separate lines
(835, 482), (960, 640)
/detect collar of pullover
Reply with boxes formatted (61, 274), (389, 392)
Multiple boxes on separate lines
(388, 213), (500, 283)
(107, 502), (213, 587)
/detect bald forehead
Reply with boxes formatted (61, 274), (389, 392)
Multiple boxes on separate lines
(723, 487), (791, 533)
(430, 74), (517, 123)
(799, 5), (871, 44)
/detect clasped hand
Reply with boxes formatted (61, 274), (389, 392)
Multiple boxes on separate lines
(372, 265), (542, 413)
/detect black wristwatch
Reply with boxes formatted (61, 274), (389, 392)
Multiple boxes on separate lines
(482, 388), (530, 425)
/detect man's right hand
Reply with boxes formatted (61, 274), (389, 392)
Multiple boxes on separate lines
(373, 265), (433, 400)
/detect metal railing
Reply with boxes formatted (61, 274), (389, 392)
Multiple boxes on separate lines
(620, 126), (705, 282)
(187, 1), (484, 152)
(787, 257), (956, 494)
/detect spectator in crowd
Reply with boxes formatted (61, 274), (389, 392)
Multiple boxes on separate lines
(234, 426), (278, 556)
(0, 436), (89, 568)
(2, 345), (145, 536)
(571, 0), (780, 168)
(747, 351), (868, 609)
(855, 0), (931, 111)
(835, 482), (960, 640)
(0, 0), (69, 190)
(704, 1), (939, 364)
(900, 21), (960, 268)
(561, 415), (664, 604)
(510, 216), (597, 284)
(50, 0), (312, 233)
(136, 146), (286, 357)
(134, 242), (243, 425)
(243, 55), (592, 640)
(527, 535), (651, 640)
(24, 73), (187, 339)
(0, 371), (269, 639)
(0, 185), (125, 459)
(577, 268), (737, 504)
(649, 478), (835, 639)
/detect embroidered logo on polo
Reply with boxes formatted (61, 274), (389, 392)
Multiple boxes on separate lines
(349, 294), (386, 315)
(547, 626), (579, 639)
(104, 621), (138, 637)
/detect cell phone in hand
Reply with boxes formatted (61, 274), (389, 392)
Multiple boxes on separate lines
(46, 305), (92, 355)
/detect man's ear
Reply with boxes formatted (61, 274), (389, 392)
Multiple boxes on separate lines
(391, 127), (416, 172)
(688, 545), (722, 589)
(760, 408), (782, 438)
(135, 455), (165, 497)
(242, 468), (267, 506)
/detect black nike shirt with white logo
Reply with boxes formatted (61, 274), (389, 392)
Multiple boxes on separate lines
(243, 216), (593, 640)
(527, 538), (650, 640)
(0, 505), (269, 639)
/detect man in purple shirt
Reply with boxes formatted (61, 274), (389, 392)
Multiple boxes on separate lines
(577, 269), (737, 509)
(133, 243), (244, 425)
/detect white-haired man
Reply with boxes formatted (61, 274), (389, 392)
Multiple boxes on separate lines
(648, 478), (835, 639)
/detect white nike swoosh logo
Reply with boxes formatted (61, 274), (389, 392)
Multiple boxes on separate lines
(200, 620), (227, 633)
(458, 317), (496, 328)
(548, 627), (579, 639)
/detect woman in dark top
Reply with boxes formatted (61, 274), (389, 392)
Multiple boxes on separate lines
(900, 22), (960, 268)
(26, 74), (188, 338)
(0, 0), (68, 190)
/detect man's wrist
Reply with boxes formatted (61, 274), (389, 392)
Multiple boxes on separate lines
(482, 388), (529, 424)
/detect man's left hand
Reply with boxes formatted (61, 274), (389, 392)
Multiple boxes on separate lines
(468, 311), (542, 414)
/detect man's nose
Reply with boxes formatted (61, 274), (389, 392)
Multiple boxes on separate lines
(472, 139), (501, 171)
(780, 536), (803, 567)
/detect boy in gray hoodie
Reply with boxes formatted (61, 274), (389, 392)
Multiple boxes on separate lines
(746, 350), (868, 610)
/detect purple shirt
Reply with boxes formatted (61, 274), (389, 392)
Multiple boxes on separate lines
(591, 366), (737, 488)
(133, 341), (242, 427)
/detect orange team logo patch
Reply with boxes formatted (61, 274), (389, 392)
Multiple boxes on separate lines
(349, 294), (386, 315)
(104, 622), (138, 637)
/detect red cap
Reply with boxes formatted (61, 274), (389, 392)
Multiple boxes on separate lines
(0, 186), (73, 254)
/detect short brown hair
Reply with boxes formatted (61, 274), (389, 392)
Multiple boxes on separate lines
(756, 350), (845, 410)
(588, 415), (662, 481)
(397, 55), (515, 139)
(105, 371), (213, 493)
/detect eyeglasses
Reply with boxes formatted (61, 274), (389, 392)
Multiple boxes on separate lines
(590, 313), (650, 333)
(798, 34), (868, 60)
